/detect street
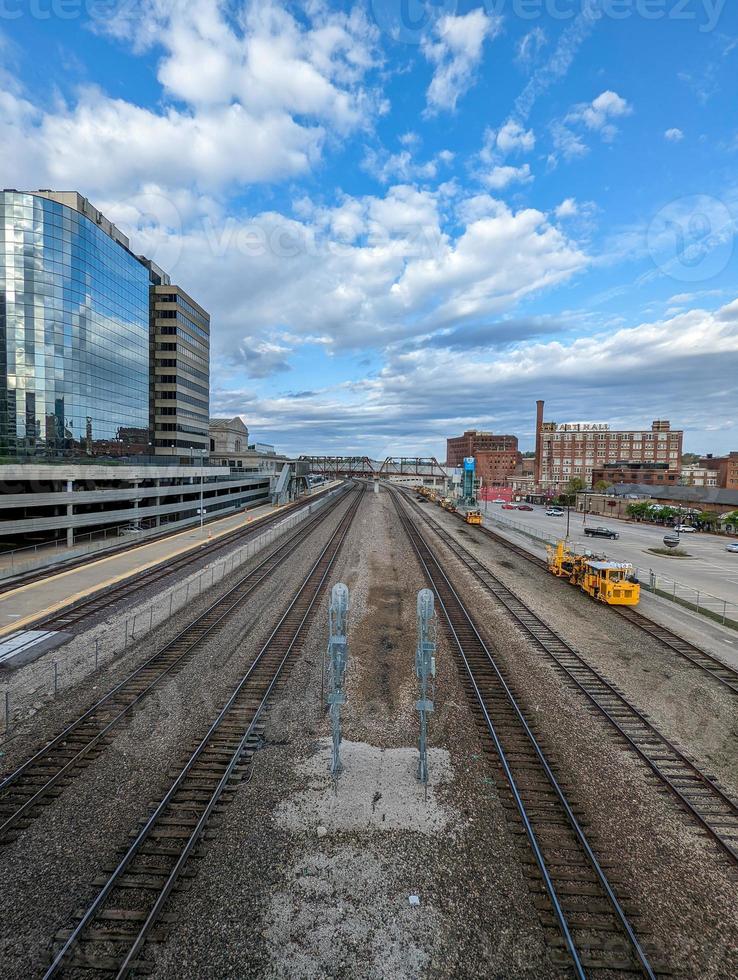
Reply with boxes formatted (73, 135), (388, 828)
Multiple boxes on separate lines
(482, 502), (738, 608)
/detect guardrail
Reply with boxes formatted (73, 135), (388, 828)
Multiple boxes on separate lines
(631, 568), (738, 630)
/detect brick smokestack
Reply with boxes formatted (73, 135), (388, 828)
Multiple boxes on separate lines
(534, 399), (544, 485)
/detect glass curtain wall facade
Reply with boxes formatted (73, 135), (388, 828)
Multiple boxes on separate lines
(0, 191), (150, 459)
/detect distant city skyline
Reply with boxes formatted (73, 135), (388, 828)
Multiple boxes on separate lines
(1, 1), (736, 459)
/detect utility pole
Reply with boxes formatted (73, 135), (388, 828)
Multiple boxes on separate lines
(327, 583), (350, 775)
(415, 589), (436, 785)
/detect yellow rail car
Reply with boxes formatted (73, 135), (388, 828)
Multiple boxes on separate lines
(465, 510), (483, 526)
(547, 541), (640, 606)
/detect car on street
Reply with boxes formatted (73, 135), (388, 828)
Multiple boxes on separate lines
(674, 525), (696, 533)
(517, 504), (534, 511)
(492, 498), (506, 504)
(546, 508), (564, 517)
(502, 503), (517, 510)
(584, 526), (619, 539)
(726, 542), (738, 553)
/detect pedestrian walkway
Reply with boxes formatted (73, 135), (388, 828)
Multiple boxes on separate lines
(0, 485), (339, 638)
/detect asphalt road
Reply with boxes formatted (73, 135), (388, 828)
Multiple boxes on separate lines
(481, 502), (738, 607)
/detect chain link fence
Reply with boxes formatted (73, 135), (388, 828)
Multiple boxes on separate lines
(1, 486), (344, 738)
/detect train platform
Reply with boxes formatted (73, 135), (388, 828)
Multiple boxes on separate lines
(0, 484), (340, 639)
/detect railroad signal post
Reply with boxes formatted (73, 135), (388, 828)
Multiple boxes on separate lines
(415, 588), (436, 785)
(327, 582), (350, 775)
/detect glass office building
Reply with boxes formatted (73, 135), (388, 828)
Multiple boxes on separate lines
(0, 190), (151, 458)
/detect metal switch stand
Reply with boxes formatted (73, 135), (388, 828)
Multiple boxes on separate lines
(327, 583), (350, 774)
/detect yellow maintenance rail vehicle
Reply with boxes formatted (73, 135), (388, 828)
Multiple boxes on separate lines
(547, 540), (640, 606)
(465, 509), (483, 526)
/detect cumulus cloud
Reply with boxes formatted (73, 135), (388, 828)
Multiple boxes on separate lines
(0, 0), (382, 199)
(362, 145), (453, 184)
(549, 91), (632, 166)
(483, 164), (533, 190)
(423, 9), (501, 114)
(212, 300), (738, 458)
(483, 120), (536, 157)
(555, 198), (579, 219)
(114, 186), (586, 377)
(665, 127), (685, 142)
(566, 90), (632, 142)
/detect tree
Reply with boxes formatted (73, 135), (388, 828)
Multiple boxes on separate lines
(593, 480), (611, 493)
(558, 477), (585, 507)
(697, 511), (719, 529)
(682, 452), (700, 465)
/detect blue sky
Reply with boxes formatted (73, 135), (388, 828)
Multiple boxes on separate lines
(1, 0), (737, 458)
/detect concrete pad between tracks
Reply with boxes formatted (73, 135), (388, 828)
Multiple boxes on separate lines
(0, 486), (339, 638)
(276, 739), (454, 835)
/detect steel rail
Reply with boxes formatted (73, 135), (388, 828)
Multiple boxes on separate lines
(403, 491), (738, 867)
(473, 519), (738, 696)
(0, 484), (337, 599)
(24, 485), (342, 633)
(44, 484), (364, 978)
(390, 488), (655, 979)
(0, 485), (351, 842)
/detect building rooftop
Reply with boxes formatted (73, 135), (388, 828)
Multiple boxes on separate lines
(605, 483), (738, 506)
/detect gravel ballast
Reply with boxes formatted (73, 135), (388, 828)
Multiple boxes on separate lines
(2, 485), (736, 978)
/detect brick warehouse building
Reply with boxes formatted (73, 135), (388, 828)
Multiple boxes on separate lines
(446, 430), (522, 487)
(534, 400), (683, 491)
(700, 452), (738, 490)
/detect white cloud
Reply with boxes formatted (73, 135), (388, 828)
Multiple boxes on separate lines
(566, 90), (632, 143)
(483, 164), (533, 190)
(0, 0), (383, 199)
(555, 198), (579, 219)
(211, 300), (738, 459)
(423, 9), (501, 114)
(550, 121), (588, 160)
(362, 145), (453, 184)
(665, 127), (685, 142)
(515, 27), (547, 68)
(118, 187), (586, 369)
(484, 120), (536, 157)
(549, 90), (632, 166)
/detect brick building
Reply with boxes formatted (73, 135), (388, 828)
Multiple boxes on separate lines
(534, 400), (683, 490)
(700, 452), (738, 489)
(445, 430), (521, 486)
(591, 462), (680, 486)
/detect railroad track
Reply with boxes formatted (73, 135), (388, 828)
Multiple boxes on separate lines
(9, 484), (341, 635)
(44, 483), (365, 978)
(0, 484), (353, 846)
(390, 489), (657, 978)
(464, 514), (738, 697)
(0, 485), (340, 600)
(400, 492), (738, 869)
